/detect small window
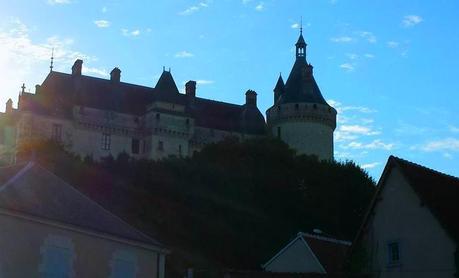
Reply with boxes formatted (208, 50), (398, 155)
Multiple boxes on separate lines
(156, 113), (160, 120)
(110, 251), (137, 278)
(295, 103), (299, 110)
(158, 141), (164, 151)
(178, 144), (182, 156)
(277, 126), (281, 139)
(131, 139), (140, 154)
(387, 241), (401, 265)
(52, 124), (62, 142)
(39, 235), (74, 278)
(101, 133), (111, 150)
(185, 118), (190, 126)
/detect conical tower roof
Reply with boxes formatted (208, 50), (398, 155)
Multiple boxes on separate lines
(155, 69), (179, 94)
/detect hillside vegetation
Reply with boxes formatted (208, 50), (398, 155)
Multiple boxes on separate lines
(18, 138), (375, 276)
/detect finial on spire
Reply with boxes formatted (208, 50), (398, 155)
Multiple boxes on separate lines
(50, 48), (54, 73)
(300, 16), (303, 35)
(163, 66), (165, 72)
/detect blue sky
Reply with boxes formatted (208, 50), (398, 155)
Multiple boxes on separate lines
(1, 0), (458, 179)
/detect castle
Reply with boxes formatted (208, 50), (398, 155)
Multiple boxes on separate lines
(0, 31), (336, 162)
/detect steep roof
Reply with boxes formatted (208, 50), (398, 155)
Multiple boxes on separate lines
(263, 232), (351, 274)
(0, 162), (163, 247)
(20, 68), (266, 135)
(274, 74), (285, 93)
(354, 155), (459, 246)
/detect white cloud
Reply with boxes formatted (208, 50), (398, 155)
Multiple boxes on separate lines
(175, 51), (194, 58)
(449, 125), (459, 133)
(196, 80), (214, 85)
(340, 125), (380, 136)
(94, 20), (110, 28)
(242, 0), (252, 4)
(47, 0), (71, 5)
(331, 36), (353, 43)
(121, 28), (141, 37)
(291, 23), (300, 29)
(346, 53), (358, 60)
(402, 15), (423, 27)
(345, 140), (395, 151)
(361, 162), (381, 169)
(179, 1), (211, 15)
(82, 66), (109, 77)
(387, 41), (399, 48)
(364, 53), (375, 59)
(419, 138), (459, 152)
(359, 31), (376, 43)
(255, 2), (264, 11)
(340, 63), (354, 72)
(101, 6), (107, 13)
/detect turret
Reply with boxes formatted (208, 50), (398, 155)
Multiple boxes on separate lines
(273, 74), (285, 103)
(72, 59), (83, 76)
(245, 90), (257, 106)
(110, 67), (121, 83)
(5, 99), (13, 114)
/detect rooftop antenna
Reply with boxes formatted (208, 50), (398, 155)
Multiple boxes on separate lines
(50, 48), (54, 72)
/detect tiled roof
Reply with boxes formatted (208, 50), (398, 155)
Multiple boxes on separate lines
(20, 69), (266, 135)
(300, 233), (351, 274)
(0, 162), (162, 247)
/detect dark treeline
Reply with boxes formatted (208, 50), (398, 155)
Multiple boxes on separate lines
(17, 138), (375, 276)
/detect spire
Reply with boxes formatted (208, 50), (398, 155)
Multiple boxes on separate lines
(50, 48), (54, 73)
(273, 73), (285, 103)
(295, 20), (307, 60)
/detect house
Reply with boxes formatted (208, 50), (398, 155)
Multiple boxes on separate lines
(0, 161), (168, 277)
(0, 30), (336, 163)
(262, 232), (351, 275)
(353, 155), (459, 277)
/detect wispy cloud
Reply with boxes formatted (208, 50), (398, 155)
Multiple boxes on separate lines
(101, 6), (107, 13)
(361, 162), (381, 169)
(82, 66), (109, 77)
(179, 1), (210, 15)
(402, 15), (423, 28)
(340, 63), (355, 72)
(196, 80), (214, 85)
(175, 51), (194, 58)
(291, 23), (300, 29)
(449, 125), (459, 133)
(121, 28), (141, 37)
(47, 0), (71, 5)
(255, 2), (265, 11)
(387, 41), (399, 48)
(359, 31), (376, 43)
(94, 20), (110, 28)
(344, 140), (395, 151)
(364, 53), (375, 59)
(340, 125), (381, 136)
(418, 138), (459, 152)
(331, 36), (353, 43)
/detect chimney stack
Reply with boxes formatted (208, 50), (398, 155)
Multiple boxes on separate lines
(5, 99), (13, 114)
(72, 59), (83, 76)
(245, 90), (257, 106)
(185, 80), (197, 97)
(110, 67), (121, 83)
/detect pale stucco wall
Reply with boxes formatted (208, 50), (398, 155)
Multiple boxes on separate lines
(366, 167), (457, 278)
(264, 238), (325, 273)
(0, 213), (164, 278)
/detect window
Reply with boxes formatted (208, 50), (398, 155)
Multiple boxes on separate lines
(39, 235), (74, 278)
(131, 139), (140, 154)
(178, 144), (182, 156)
(277, 126), (281, 139)
(52, 124), (62, 142)
(387, 241), (401, 265)
(101, 133), (111, 150)
(110, 250), (137, 278)
(158, 141), (164, 151)
(156, 113), (160, 120)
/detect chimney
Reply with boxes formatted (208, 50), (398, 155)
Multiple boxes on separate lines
(245, 90), (257, 106)
(185, 80), (197, 97)
(110, 67), (121, 83)
(72, 59), (83, 76)
(5, 99), (13, 114)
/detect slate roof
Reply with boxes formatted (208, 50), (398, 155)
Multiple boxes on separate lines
(353, 155), (459, 247)
(275, 35), (329, 106)
(19, 67), (266, 135)
(0, 162), (163, 247)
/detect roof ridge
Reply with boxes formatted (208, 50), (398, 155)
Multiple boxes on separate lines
(391, 155), (459, 182)
(298, 232), (352, 246)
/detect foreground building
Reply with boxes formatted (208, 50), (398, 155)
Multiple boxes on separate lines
(354, 156), (459, 278)
(0, 31), (336, 162)
(0, 161), (168, 277)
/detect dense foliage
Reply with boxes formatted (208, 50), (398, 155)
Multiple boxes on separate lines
(17, 138), (375, 276)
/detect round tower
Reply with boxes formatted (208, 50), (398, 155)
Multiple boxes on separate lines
(266, 31), (337, 160)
